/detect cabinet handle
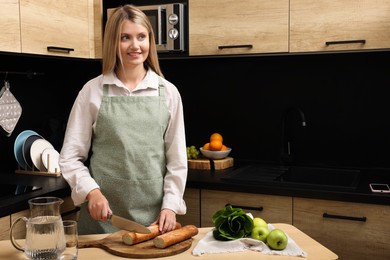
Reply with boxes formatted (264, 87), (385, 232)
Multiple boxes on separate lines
(47, 46), (75, 53)
(325, 40), (366, 46)
(218, 44), (253, 50)
(230, 204), (263, 212)
(323, 212), (367, 222)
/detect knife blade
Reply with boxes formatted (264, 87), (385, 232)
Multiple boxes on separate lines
(108, 213), (151, 234)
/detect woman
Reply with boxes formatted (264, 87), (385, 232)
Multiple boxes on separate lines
(59, 5), (187, 235)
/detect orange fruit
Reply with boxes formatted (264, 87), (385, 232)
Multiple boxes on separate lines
(210, 133), (223, 143)
(203, 143), (210, 150)
(221, 145), (228, 151)
(209, 140), (223, 151)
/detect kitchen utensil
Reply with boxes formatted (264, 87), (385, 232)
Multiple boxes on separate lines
(109, 213), (151, 234)
(0, 81), (22, 137)
(30, 139), (54, 171)
(188, 156), (234, 170)
(10, 197), (66, 260)
(60, 220), (78, 260)
(78, 230), (192, 258)
(14, 130), (40, 169)
(22, 134), (43, 170)
(199, 147), (232, 160)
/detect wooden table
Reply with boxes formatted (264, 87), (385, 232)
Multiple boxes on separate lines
(0, 223), (338, 259)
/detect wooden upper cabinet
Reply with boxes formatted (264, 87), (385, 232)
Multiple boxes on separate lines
(0, 0), (21, 53)
(290, 0), (390, 52)
(19, 0), (102, 59)
(188, 0), (289, 56)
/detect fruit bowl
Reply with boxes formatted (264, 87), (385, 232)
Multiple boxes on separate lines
(199, 147), (232, 160)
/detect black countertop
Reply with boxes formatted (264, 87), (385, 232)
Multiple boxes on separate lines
(0, 173), (70, 218)
(1, 163), (389, 218)
(185, 163), (390, 206)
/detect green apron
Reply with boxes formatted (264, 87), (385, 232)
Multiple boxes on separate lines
(78, 78), (170, 235)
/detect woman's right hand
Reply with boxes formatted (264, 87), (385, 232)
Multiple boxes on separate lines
(86, 188), (112, 221)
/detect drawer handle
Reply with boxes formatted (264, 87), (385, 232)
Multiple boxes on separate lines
(230, 204), (263, 212)
(47, 46), (75, 53)
(218, 44), (253, 50)
(325, 40), (366, 46)
(323, 212), (367, 222)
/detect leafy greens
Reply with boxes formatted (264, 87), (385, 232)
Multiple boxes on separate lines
(212, 204), (254, 241)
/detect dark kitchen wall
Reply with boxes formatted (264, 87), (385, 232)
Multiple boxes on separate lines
(159, 51), (390, 169)
(0, 53), (102, 173)
(1, 51), (390, 174)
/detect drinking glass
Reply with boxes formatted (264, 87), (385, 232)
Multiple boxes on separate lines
(59, 220), (78, 260)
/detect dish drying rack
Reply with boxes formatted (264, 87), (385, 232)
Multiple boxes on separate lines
(15, 154), (61, 177)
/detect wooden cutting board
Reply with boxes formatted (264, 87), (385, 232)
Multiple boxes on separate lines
(78, 230), (192, 258)
(188, 156), (233, 170)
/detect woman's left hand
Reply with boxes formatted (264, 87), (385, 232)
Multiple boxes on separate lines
(152, 208), (177, 233)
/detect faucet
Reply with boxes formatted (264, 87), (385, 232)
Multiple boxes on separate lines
(279, 107), (306, 165)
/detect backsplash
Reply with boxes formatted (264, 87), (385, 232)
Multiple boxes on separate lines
(0, 50), (390, 173)
(0, 53), (101, 172)
(159, 51), (390, 169)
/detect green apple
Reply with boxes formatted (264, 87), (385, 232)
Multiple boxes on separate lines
(253, 217), (268, 228)
(251, 226), (270, 242)
(266, 229), (288, 250)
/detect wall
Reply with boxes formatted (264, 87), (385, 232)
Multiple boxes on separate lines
(0, 50), (390, 174)
(160, 51), (390, 169)
(0, 53), (101, 172)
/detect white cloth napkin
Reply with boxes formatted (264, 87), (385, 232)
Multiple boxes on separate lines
(192, 224), (307, 258)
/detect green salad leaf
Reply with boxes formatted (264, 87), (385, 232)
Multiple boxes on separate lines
(212, 204), (254, 241)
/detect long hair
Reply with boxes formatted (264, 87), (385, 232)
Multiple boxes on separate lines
(102, 5), (163, 77)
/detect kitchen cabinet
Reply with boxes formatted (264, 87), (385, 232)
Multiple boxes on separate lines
(188, 0), (289, 56)
(294, 197), (390, 260)
(0, 0), (21, 53)
(200, 189), (293, 227)
(0, 216), (10, 240)
(176, 188), (200, 227)
(0, 0), (102, 58)
(290, 0), (390, 53)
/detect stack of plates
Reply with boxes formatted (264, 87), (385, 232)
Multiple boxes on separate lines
(14, 130), (61, 172)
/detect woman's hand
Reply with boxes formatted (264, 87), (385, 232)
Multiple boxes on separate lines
(86, 188), (112, 221)
(152, 208), (177, 233)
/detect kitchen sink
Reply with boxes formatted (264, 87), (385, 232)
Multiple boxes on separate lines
(275, 166), (360, 191)
(222, 164), (360, 192)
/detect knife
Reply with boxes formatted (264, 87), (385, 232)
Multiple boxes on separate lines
(108, 213), (151, 234)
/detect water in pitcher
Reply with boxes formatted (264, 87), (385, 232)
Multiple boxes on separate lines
(25, 215), (66, 260)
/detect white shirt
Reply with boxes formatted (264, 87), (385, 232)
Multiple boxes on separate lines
(59, 70), (187, 215)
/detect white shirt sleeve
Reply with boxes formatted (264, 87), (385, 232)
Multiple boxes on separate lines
(160, 78), (188, 215)
(59, 76), (102, 206)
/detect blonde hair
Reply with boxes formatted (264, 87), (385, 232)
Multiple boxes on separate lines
(102, 5), (163, 77)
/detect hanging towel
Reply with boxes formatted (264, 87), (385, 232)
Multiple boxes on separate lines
(0, 81), (22, 137)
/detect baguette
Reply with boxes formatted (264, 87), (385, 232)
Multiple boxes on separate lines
(153, 225), (198, 249)
(122, 222), (182, 245)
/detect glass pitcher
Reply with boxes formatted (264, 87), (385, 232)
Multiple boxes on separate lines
(10, 197), (66, 260)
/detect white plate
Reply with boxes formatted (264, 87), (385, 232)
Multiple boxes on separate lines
(30, 139), (54, 171)
(41, 147), (60, 173)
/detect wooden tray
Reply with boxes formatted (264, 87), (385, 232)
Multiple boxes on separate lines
(15, 169), (61, 177)
(78, 230), (192, 258)
(188, 157), (233, 170)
